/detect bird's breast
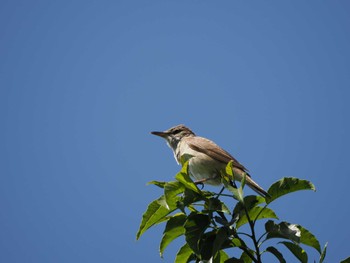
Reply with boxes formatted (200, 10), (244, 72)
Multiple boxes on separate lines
(175, 141), (197, 164)
(176, 141), (223, 185)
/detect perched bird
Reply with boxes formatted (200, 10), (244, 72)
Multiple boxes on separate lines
(151, 124), (268, 197)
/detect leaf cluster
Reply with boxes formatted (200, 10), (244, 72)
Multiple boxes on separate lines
(137, 162), (331, 262)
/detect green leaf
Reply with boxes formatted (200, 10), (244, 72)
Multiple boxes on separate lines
(231, 238), (243, 247)
(319, 242), (327, 263)
(240, 173), (247, 191)
(175, 243), (194, 263)
(280, 241), (308, 263)
(265, 221), (321, 254)
(159, 213), (186, 257)
(147, 180), (166, 188)
(266, 177), (316, 204)
(224, 257), (245, 263)
(236, 207), (278, 229)
(298, 224), (321, 253)
(212, 228), (229, 258)
(233, 195), (265, 215)
(184, 213), (210, 255)
(240, 250), (253, 263)
(340, 256), (350, 263)
(136, 196), (175, 240)
(205, 198), (231, 214)
(215, 250), (230, 263)
(182, 188), (206, 207)
(208, 249), (230, 263)
(223, 180), (244, 203)
(164, 181), (184, 209)
(175, 162), (201, 194)
(266, 246), (286, 263)
(198, 231), (216, 260)
(225, 160), (234, 178)
(231, 186), (244, 203)
(223, 161), (244, 202)
(265, 220), (301, 243)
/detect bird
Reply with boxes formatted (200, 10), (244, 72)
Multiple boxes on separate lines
(151, 124), (268, 197)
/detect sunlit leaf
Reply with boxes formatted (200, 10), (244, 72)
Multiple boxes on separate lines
(222, 161), (244, 202)
(240, 173), (247, 191)
(215, 250), (230, 263)
(174, 243), (193, 263)
(222, 179), (244, 202)
(160, 213), (186, 257)
(147, 180), (166, 188)
(236, 207), (278, 229)
(164, 181), (184, 209)
(298, 224), (321, 253)
(240, 251), (253, 263)
(266, 177), (315, 204)
(225, 161), (234, 178)
(233, 195), (265, 215)
(231, 238), (243, 247)
(136, 196), (175, 240)
(175, 161), (201, 194)
(265, 220), (301, 243)
(280, 241), (308, 263)
(207, 250), (230, 263)
(265, 220), (321, 254)
(319, 242), (327, 263)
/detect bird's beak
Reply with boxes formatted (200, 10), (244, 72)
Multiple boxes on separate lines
(151, 131), (168, 138)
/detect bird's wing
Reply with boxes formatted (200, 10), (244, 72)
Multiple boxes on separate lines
(185, 136), (249, 172)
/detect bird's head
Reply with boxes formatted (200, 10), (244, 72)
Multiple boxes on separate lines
(151, 124), (195, 150)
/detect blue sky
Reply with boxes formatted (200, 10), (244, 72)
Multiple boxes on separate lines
(1, 1), (349, 262)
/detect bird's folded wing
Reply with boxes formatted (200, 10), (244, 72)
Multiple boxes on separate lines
(185, 136), (249, 172)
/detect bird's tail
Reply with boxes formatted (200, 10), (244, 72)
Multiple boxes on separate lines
(245, 176), (269, 197)
(232, 167), (269, 198)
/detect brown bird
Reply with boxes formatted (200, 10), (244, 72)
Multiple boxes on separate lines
(151, 124), (268, 197)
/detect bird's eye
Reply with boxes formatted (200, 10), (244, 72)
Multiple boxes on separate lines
(173, 129), (181, 135)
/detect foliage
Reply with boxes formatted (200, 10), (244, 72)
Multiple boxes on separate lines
(137, 161), (330, 262)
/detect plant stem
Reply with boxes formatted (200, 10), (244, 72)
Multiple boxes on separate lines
(230, 229), (258, 263)
(244, 205), (262, 263)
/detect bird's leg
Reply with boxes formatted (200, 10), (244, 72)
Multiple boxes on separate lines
(194, 177), (220, 190)
(194, 178), (211, 189)
(195, 182), (204, 190)
(194, 178), (210, 184)
(194, 175), (220, 185)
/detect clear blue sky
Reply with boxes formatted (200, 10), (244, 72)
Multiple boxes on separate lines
(1, 1), (349, 262)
